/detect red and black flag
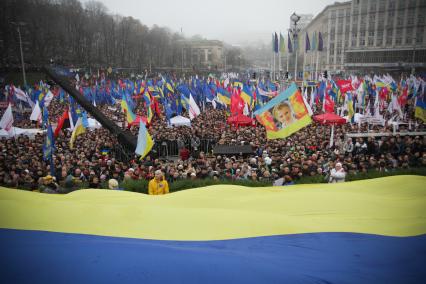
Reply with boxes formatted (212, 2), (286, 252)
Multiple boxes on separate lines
(54, 106), (70, 137)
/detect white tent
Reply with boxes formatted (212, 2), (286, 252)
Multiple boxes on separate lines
(169, 115), (191, 127)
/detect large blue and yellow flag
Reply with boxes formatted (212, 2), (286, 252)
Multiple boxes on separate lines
(254, 83), (312, 139)
(0, 176), (425, 283)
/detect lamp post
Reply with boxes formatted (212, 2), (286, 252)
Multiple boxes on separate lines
(11, 21), (27, 87)
(289, 12), (301, 81)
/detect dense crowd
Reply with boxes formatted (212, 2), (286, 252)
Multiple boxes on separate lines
(0, 77), (425, 193)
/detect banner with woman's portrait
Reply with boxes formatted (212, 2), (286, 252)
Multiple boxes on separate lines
(254, 83), (312, 139)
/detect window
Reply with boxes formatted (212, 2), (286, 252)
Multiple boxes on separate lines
(376, 38), (383, 46)
(395, 38), (402, 45)
(386, 37), (393, 45)
(352, 39), (357, 46)
(369, 31), (375, 37)
(368, 38), (374, 46)
(360, 39), (366, 46)
(389, 0), (395, 9)
(419, 13), (425, 24)
(407, 9), (415, 25)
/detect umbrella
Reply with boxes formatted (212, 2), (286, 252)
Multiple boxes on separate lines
(313, 113), (347, 125)
(227, 114), (254, 127)
(313, 113), (346, 147)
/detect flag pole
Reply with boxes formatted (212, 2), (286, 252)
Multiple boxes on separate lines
(278, 34), (281, 81)
(286, 51), (289, 73)
(278, 50), (281, 81)
(273, 51), (276, 81)
(316, 49), (319, 81)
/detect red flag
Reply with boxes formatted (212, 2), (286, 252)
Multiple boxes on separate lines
(398, 87), (408, 107)
(336, 80), (353, 93)
(324, 93), (335, 113)
(153, 97), (161, 117)
(231, 92), (244, 116)
(54, 107), (70, 137)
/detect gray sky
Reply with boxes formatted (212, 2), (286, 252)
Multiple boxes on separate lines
(91, 0), (338, 45)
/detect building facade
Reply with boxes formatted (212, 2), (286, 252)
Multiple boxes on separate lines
(297, 0), (426, 77)
(345, 0), (426, 74)
(182, 40), (223, 70)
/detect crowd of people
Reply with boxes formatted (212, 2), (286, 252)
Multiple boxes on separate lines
(0, 75), (425, 194)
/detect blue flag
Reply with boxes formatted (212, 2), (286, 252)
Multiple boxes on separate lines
(42, 106), (49, 129)
(43, 124), (55, 162)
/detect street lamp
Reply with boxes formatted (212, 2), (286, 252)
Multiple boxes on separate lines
(289, 12), (301, 81)
(11, 21), (27, 87)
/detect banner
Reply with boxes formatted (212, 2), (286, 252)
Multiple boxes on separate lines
(254, 83), (312, 139)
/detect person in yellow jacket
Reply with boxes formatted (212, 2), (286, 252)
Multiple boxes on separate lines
(148, 170), (169, 195)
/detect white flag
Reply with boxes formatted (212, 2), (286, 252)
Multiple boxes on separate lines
(188, 94), (200, 120)
(30, 100), (42, 122)
(0, 104), (14, 131)
(14, 87), (34, 108)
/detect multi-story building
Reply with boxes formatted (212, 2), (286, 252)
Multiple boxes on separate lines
(345, 0), (426, 74)
(296, 0), (426, 77)
(181, 40), (223, 70)
(299, 1), (351, 79)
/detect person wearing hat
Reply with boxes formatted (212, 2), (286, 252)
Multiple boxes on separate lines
(39, 175), (60, 194)
(148, 170), (169, 195)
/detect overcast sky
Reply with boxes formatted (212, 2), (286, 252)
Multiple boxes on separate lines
(89, 0), (338, 45)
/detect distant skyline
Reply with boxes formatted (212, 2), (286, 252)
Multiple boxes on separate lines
(84, 0), (340, 45)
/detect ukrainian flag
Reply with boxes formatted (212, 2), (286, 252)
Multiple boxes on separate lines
(135, 120), (153, 159)
(217, 88), (231, 105)
(121, 96), (136, 123)
(415, 94), (426, 122)
(240, 85), (254, 107)
(69, 117), (86, 149)
(0, 176), (425, 283)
